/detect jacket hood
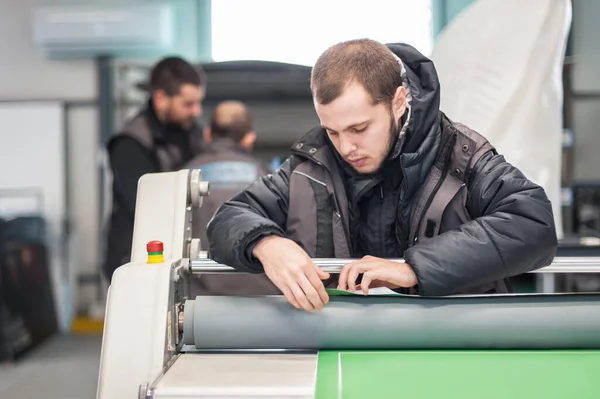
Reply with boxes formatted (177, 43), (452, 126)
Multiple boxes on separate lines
(291, 43), (442, 193)
(386, 43), (441, 159)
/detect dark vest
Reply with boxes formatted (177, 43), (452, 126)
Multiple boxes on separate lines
(103, 109), (203, 279)
(119, 111), (203, 172)
(184, 139), (279, 296)
(286, 120), (505, 295)
(185, 139), (271, 247)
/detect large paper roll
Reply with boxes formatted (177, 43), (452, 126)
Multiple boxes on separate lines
(183, 294), (600, 350)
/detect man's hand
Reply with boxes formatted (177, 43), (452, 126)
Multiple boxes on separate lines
(252, 236), (330, 312)
(337, 256), (418, 295)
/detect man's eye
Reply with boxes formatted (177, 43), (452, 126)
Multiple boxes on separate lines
(327, 130), (338, 136)
(351, 127), (366, 133)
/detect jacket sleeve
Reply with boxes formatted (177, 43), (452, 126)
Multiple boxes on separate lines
(206, 157), (293, 272)
(257, 160), (274, 177)
(403, 151), (558, 296)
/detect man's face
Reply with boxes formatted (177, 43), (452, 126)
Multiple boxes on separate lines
(315, 82), (406, 174)
(155, 83), (204, 129)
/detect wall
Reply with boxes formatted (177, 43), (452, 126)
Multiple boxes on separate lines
(0, 0), (99, 319)
(0, 0), (210, 316)
(0, 0), (97, 100)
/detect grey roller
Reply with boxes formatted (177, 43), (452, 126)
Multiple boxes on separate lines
(183, 299), (195, 345)
(185, 294), (600, 350)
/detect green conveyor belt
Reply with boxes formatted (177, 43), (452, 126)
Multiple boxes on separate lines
(315, 350), (600, 399)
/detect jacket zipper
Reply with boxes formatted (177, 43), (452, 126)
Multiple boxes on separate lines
(350, 179), (380, 255)
(395, 157), (414, 294)
(398, 158), (409, 248)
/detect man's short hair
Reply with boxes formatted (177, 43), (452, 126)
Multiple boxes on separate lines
(310, 39), (402, 106)
(149, 56), (206, 96)
(210, 101), (253, 142)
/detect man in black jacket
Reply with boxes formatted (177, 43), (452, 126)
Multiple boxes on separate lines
(103, 57), (205, 280)
(207, 39), (558, 312)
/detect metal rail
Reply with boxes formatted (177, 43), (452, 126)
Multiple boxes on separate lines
(189, 257), (600, 274)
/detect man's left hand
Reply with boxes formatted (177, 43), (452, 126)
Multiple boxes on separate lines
(337, 256), (418, 295)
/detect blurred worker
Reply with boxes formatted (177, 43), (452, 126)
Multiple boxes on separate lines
(185, 100), (278, 295)
(207, 39), (558, 311)
(103, 57), (206, 280)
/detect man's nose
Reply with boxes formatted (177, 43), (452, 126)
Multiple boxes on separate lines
(339, 136), (357, 156)
(192, 103), (202, 118)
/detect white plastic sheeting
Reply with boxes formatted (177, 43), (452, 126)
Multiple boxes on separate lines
(430, 0), (572, 238)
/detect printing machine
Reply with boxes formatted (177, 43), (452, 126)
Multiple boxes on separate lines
(97, 170), (600, 399)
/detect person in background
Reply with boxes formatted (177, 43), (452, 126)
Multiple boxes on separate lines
(185, 100), (277, 295)
(103, 56), (206, 281)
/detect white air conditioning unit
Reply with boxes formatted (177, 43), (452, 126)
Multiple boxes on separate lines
(32, 4), (175, 58)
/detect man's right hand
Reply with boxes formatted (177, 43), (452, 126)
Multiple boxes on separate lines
(252, 236), (330, 312)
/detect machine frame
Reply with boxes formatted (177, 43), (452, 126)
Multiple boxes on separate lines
(96, 170), (600, 399)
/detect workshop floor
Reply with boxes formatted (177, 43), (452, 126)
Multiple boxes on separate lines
(0, 334), (102, 399)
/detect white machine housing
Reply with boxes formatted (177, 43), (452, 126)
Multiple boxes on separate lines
(96, 170), (317, 399)
(97, 170), (191, 398)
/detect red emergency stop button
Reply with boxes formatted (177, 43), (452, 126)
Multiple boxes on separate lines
(147, 240), (164, 253)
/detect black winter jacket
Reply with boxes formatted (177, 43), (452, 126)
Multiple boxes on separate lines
(207, 44), (558, 296)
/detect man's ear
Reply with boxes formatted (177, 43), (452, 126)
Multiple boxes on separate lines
(152, 89), (169, 111)
(203, 127), (212, 143)
(392, 86), (407, 121)
(241, 131), (256, 150)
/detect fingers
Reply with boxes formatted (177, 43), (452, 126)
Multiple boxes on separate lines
(360, 273), (371, 296)
(298, 274), (326, 311)
(347, 263), (363, 292)
(290, 280), (315, 312)
(285, 267), (329, 312)
(278, 275), (321, 312)
(368, 280), (388, 289)
(356, 279), (388, 294)
(339, 256), (381, 291)
(316, 267), (331, 280)
(306, 268), (329, 306)
(360, 270), (381, 296)
(259, 239), (332, 312)
(338, 257), (385, 292)
(337, 260), (355, 291)
(358, 267), (392, 295)
(280, 286), (301, 309)
(339, 260), (368, 292)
